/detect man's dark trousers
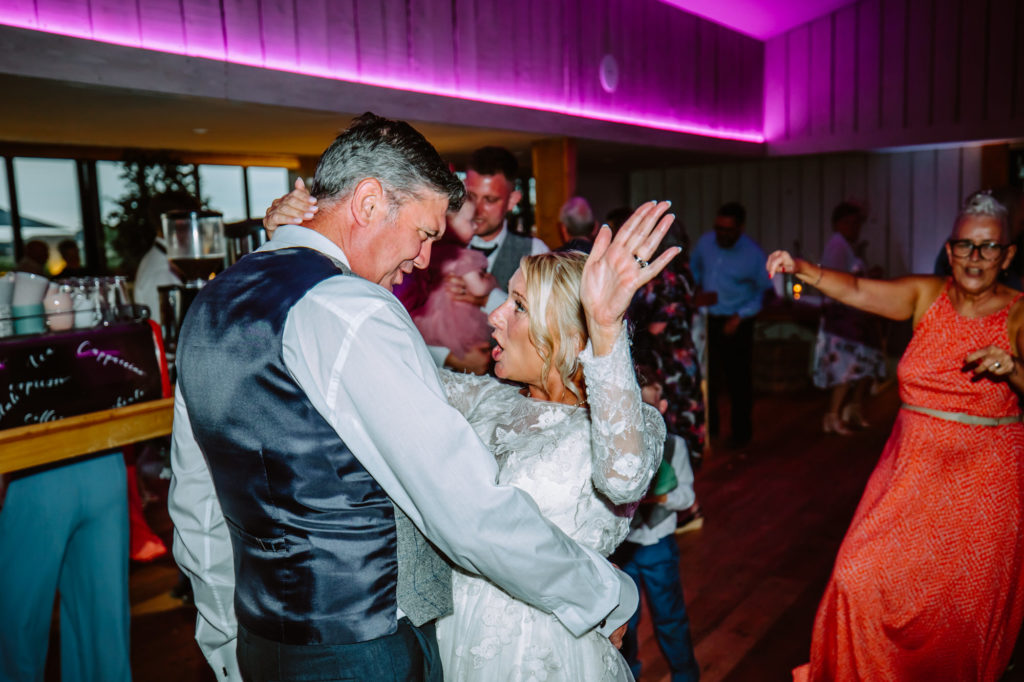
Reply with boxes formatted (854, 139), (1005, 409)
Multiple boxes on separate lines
(238, 619), (442, 682)
(707, 315), (754, 445)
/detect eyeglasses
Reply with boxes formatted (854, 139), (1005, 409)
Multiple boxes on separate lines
(947, 239), (1007, 261)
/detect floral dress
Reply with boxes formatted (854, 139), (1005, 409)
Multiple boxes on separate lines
(435, 330), (665, 682)
(629, 257), (705, 455)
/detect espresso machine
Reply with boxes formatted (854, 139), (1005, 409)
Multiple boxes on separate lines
(157, 209), (226, 370)
(224, 218), (267, 266)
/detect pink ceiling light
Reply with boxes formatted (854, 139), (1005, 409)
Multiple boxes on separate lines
(0, 10), (765, 144)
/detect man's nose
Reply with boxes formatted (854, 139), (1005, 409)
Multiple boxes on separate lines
(414, 240), (433, 269)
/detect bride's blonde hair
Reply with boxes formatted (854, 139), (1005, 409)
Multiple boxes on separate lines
(519, 250), (588, 403)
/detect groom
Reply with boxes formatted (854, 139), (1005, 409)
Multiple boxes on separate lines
(168, 113), (637, 682)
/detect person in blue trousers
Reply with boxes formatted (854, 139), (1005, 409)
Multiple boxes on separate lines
(0, 451), (131, 682)
(613, 375), (700, 682)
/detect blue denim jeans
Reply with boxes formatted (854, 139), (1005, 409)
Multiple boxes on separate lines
(613, 535), (700, 682)
(238, 618), (442, 682)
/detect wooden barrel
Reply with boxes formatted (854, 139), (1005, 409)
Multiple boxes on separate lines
(752, 337), (813, 393)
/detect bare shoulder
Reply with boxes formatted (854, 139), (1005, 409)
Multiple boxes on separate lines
(906, 275), (946, 328)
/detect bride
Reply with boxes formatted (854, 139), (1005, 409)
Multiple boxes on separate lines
(266, 194), (679, 680)
(436, 207), (675, 681)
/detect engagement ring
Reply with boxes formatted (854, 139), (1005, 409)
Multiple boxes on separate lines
(633, 254), (649, 269)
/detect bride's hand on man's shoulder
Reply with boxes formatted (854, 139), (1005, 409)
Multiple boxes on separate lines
(263, 177), (318, 238)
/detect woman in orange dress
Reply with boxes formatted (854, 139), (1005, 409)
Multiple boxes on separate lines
(767, 190), (1024, 682)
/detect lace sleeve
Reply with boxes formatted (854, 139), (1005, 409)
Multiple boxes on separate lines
(438, 368), (496, 418)
(579, 326), (666, 505)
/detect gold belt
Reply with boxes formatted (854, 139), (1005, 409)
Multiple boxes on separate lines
(901, 404), (1023, 426)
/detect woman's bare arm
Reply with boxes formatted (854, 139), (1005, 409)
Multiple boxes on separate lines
(766, 251), (942, 324)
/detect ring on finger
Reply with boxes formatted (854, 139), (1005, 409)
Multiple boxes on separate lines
(633, 254), (650, 269)
(994, 361), (1002, 370)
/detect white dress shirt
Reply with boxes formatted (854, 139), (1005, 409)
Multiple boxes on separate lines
(169, 224), (636, 681)
(133, 238), (181, 326)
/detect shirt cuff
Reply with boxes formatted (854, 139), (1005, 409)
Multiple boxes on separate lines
(595, 570), (639, 637)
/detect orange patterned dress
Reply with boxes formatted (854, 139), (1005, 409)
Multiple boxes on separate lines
(795, 284), (1024, 682)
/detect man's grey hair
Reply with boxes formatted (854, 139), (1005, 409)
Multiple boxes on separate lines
(558, 197), (595, 238)
(954, 190), (1010, 241)
(310, 112), (464, 214)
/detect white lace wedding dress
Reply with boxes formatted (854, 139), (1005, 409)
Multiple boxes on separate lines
(435, 331), (665, 682)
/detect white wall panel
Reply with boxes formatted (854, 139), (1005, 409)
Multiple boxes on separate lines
(634, 142), (986, 278)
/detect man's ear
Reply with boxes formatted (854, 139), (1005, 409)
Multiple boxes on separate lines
(350, 178), (385, 227)
(505, 188), (523, 214)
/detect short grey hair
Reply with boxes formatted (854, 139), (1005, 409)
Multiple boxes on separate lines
(310, 112), (464, 213)
(954, 190), (1010, 241)
(558, 197), (595, 238)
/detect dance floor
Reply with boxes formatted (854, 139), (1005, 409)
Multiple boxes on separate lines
(42, 383), (1024, 681)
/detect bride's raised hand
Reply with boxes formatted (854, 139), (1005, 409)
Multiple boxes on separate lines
(581, 200), (679, 355)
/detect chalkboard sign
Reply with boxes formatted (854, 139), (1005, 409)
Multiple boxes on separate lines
(0, 322), (169, 431)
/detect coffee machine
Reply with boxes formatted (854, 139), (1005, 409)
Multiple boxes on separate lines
(157, 209), (225, 371)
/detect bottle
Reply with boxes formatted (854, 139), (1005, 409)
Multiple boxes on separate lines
(44, 283), (74, 331)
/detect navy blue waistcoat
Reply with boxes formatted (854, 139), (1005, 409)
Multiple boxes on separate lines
(177, 247), (399, 645)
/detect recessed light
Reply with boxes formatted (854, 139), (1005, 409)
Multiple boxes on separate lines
(193, 128), (208, 135)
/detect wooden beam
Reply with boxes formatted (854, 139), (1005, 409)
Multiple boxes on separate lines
(981, 143), (1010, 190)
(0, 398), (174, 474)
(0, 141), (301, 169)
(531, 138), (577, 248)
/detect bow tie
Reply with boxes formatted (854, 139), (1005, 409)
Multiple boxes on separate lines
(469, 242), (498, 255)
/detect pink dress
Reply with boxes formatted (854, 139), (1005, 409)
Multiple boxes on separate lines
(411, 244), (491, 358)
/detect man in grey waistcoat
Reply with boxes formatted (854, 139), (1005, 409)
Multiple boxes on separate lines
(457, 146), (548, 306)
(168, 113), (637, 682)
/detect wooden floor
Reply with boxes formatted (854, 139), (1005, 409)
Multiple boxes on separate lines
(44, 384), (1023, 681)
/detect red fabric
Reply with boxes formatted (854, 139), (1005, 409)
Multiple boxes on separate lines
(796, 285), (1024, 682)
(147, 318), (172, 399)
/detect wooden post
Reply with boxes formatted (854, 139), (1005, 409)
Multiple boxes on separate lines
(980, 144), (1009, 190)
(531, 138), (577, 249)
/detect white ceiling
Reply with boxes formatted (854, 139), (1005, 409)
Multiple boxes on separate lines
(660, 0), (857, 40)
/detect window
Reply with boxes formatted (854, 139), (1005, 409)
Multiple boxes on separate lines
(13, 158), (83, 275)
(247, 167), (290, 219)
(0, 160), (12, 271)
(198, 164), (246, 223)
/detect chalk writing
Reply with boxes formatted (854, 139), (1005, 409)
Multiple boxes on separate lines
(0, 389), (21, 420)
(13, 376), (71, 397)
(114, 388), (147, 408)
(24, 409), (60, 424)
(76, 340), (145, 376)
(27, 347), (55, 369)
